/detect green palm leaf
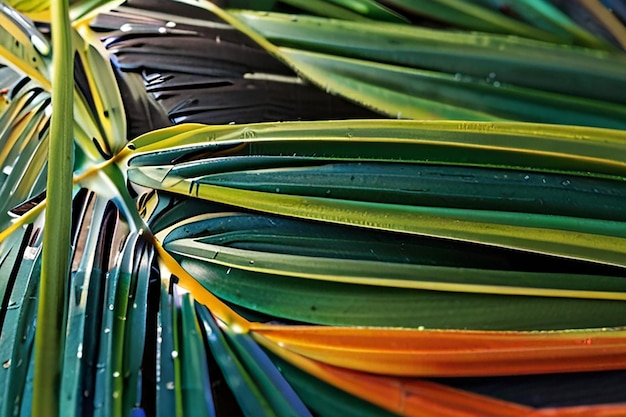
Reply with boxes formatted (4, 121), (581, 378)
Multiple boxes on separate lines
(1, 0), (626, 416)
(212, 7), (626, 127)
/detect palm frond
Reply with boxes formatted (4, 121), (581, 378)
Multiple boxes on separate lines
(0, 0), (625, 416)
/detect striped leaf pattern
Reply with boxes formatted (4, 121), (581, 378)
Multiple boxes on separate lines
(0, 0), (625, 416)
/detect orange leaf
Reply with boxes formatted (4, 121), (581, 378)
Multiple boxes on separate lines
(256, 332), (531, 417)
(251, 324), (626, 376)
(530, 404), (626, 416)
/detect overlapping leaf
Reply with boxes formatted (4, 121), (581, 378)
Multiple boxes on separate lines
(91, 0), (380, 129)
(200, 4), (626, 128)
(220, 0), (622, 49)
(128, 119), (626, 379)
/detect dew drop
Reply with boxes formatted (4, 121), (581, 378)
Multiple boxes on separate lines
(523, 175), (530, 180)
(104, 328), (110, 334)
(112, 371), (120, 378)
(2, 359), (10, 369)
(166, 381), (175, 390)
(226, 268), (231, 275)
(108, 304), (114, 311)
(561, 179), (571, 186)
(249, 260), (255, 265)
(493, 81), (501, 87)
(454, 73), (462, 81)
(275, 187), (280, 193)
(171, 350), (179, 359)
